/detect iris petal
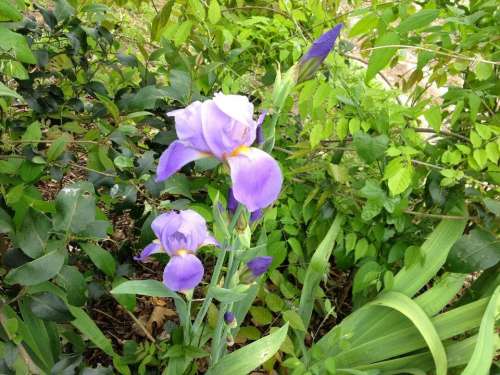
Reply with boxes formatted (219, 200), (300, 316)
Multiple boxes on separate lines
(134, 242), (162, 261)
(163, 253), (204, 292)
(213, 93), (255, 129)
(167, 101), (210, 152)
(156, 141), (206, 182)
(227, 147), (282, 212)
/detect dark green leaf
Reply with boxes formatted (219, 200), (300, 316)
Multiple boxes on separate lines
(57, 266), (87, 306)
(446, 229), (500, 273)
(16, 209), (51, 259)
(80, 243), (116, 277)
(0, 207), (13, 234)
(5, 246), (66, 286)
(46, 133), (72, 161)
(28, 292), (74, 323)
(53, 182), (96, 234)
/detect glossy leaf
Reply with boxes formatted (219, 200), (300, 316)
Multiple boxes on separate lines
(53, 182), (96, 234)
(5, 246), (66, 286)
(206, 324), (288, 374)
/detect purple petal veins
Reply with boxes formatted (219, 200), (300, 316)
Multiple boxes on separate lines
(227, 147), (283, 212)
(163, 253), (204, 292)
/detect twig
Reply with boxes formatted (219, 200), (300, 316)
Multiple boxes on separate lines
(412, 128), (470, 143)
(9, 139), (99, 144)
(125, 309), (156, 343)
(359, 45), (500, 66)
(222, 6), (288, 18)
(66, 162), (117, 177)
(0, 310), (42, 374)
(404, 210), (467, 220)
(344, 53), (403, 105)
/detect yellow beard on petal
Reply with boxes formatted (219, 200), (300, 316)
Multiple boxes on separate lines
(176, 249), (189, 256)
(229, 145), (250, 157)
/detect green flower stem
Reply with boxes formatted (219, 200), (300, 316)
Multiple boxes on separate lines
(184, 292), (193, 345)
(211, 251), (241, 364)
(191, 246), (227, 341)
(191, 205), (244, 344)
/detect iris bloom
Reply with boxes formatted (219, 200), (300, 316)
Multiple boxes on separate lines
(157, 93), (282, 212)
(134, 210), (216, 292)
(297, 23), (343, 83)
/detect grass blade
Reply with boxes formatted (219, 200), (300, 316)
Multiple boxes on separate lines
(461, 285), (500, 375)
(367, 291), (447, 375)
(392, 218), (466, 297)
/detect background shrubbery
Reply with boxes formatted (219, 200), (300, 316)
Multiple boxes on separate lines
(0, 0), (498, 374)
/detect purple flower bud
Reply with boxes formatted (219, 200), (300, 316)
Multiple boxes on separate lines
(298, 24), (343, 83)
(255, 110), (268, 146)
(246, 256), (273, 277)
(224, 311), (236, 328)
(227, 188), (238, 214)
(250, 209), (263, 223)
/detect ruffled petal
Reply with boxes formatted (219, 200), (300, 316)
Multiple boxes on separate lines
(213, 93), (255, 129)
(167, 101), (210, 152)
(156, 141), (206, 182)
(163, 254), (204, 292)
(201, 100), (256, 158)
(133, 242), (162, 261)
(202, 235), (219, 247)
(151, 212), (181, 240)
(227, 147), (283, 212)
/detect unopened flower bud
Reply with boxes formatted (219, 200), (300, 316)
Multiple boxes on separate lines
(297, 24), (343, 83)
(224, 311), (237, 328)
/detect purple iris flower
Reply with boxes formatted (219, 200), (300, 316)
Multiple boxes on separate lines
(246, 256), (273, 277)
(157, 93), (283, 212)
(298, 23), (343, 83)
(134, 210), (217, 292)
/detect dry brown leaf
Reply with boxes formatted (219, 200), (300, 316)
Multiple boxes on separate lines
(146, 306), (177, 333)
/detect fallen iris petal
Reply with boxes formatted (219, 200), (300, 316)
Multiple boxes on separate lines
(246, 256), (273, 277)
(227, 147), (283, 212)
(163, 253), (204, 292)
(134, 242), (162, 261)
